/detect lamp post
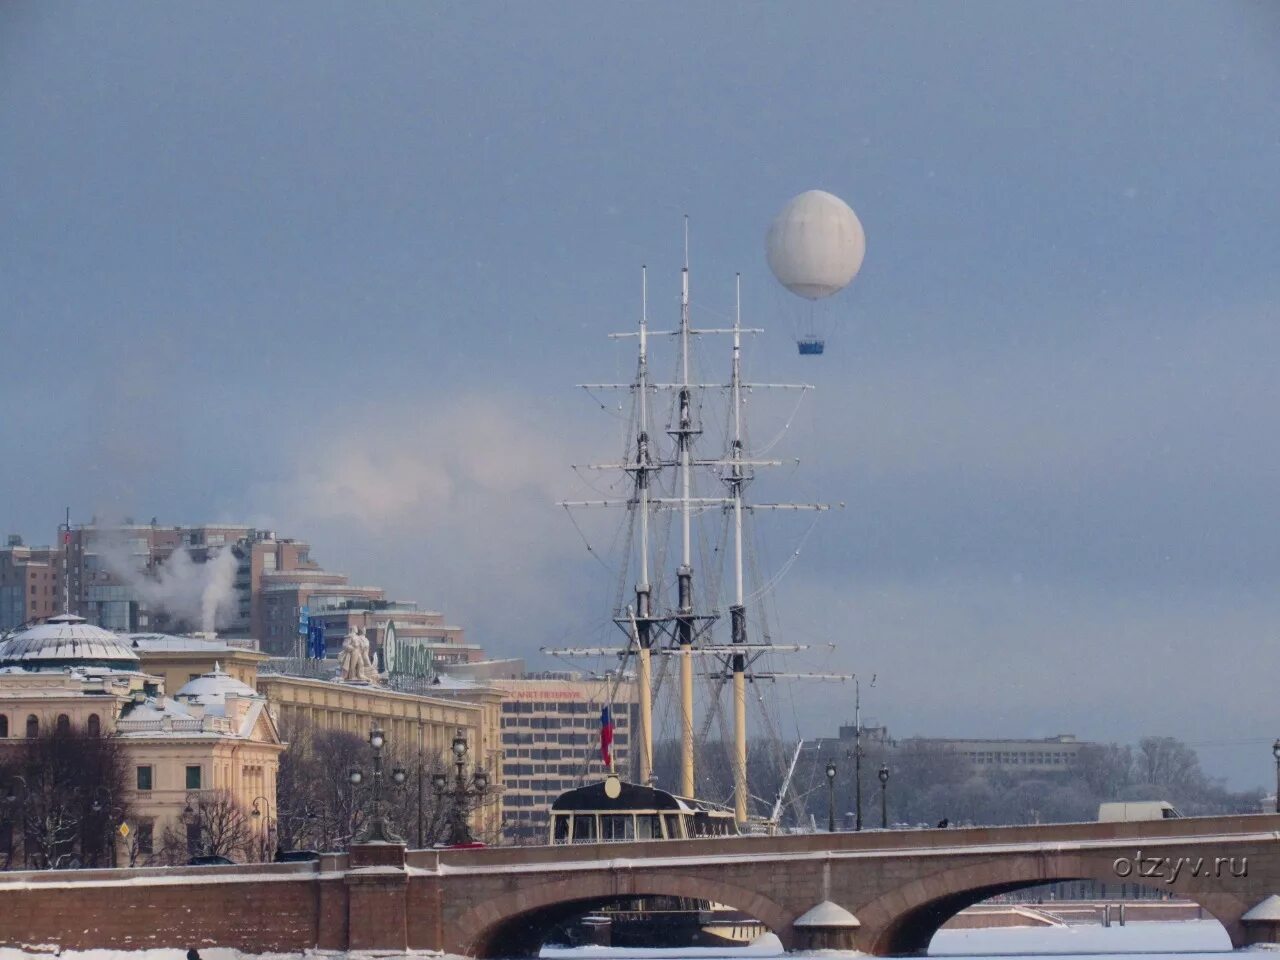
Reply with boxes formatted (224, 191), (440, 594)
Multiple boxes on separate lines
(349, 725), (407, 844)
(88, 786), (123, 867)
(182, 791), (205, 856)
(433, 728), (490, 846)
(1272, 740), (1280, 814)
(251, 796), (274, 862)
(878, 763), (890, 830)
(844, 674), (875, 831)
(2, 775), (28, 868)
(825, 761), (837, 832)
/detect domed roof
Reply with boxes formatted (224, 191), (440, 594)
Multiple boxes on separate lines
(0, 614), (140, 671)
(174, 663), (258, 704)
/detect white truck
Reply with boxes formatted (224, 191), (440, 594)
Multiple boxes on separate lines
(1097, 801), (1181, 822)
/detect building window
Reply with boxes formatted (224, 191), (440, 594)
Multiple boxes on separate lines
(185, 765), (202, 790)
(0, 715), (7, 738)
(25, 715), (38, 738)
(55, 714), (70, 735)
(137, 820), (154, 856)
(137, 766), (153, 791)
(86, 714), (101, 737)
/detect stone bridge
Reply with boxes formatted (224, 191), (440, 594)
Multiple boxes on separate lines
(2, 814), (1280, 956)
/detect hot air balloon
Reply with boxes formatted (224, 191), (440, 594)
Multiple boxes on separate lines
(766, 190), (866, 355)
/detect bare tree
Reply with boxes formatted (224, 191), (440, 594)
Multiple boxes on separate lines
(156, 790), (254, 864)
(276, 718), (469, 852)
(0, 728), (131, 869)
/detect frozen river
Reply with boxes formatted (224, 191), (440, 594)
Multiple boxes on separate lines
(0, 921), (1245, 960)
(542, 919), (1240, 960)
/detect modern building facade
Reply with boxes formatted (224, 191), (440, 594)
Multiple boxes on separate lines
(484, 672), (638, 844)
(913, 734), (1090, 772)
(836, 723), (1092, 774)
(0, 535), (62, 631)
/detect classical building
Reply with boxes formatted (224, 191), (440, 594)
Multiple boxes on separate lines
(254, 671), (503, 840)
(0, 615), (283, 866)
(128, 632), (269, 694)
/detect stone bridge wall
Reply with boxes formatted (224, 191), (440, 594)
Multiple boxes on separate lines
(0, 815), (1276, 957)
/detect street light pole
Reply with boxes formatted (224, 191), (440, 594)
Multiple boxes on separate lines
(878, 763), (890, 830)
(251, 796), (273, 861)
(417, 720), (425, 849)
(434, 728), (490, 846)
(847, 674), (874, 832)
(825, 761), (837, 833)
(350, 725), (407, 844)
(1272, 740), (1280, 814)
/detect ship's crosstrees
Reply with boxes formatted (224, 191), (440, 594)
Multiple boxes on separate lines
(554, 229), (847, 834)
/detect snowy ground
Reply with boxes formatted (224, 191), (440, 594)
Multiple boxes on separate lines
(542, 919), (1244, 959)
(0, 922), (1254, 960)
(930, 919), (1234, 956)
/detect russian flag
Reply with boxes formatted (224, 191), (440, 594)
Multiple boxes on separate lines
(600, 705), (614, 769)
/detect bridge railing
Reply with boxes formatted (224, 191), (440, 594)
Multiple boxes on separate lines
(404, 812), (1280, 871)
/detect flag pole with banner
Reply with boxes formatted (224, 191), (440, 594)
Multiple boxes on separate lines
(600, 705), (614, 772)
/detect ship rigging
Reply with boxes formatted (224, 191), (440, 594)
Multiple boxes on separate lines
(550, 221), (851, 831)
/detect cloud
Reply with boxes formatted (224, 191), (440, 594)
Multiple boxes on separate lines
(247, 393), (595, 653)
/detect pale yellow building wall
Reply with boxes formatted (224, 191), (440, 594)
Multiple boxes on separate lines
(255, 675), (502, 841)
(135, 649), (266, 697)
(123, 735), (282, 858)
(0, 671), (284, 864)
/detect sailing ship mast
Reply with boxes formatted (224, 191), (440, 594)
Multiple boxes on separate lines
(556, 226), (850, 829)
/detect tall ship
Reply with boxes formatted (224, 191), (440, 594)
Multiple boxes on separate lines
(545, 224), (850, 948)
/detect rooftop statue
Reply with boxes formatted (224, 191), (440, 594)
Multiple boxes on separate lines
(338, 626), (380, 685)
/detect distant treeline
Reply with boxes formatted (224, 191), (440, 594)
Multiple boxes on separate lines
(651, 735), (1264, 828)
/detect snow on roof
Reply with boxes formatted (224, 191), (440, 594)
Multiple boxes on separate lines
(0, 614), (140, 669)
(793, 900), (861, 928)
(1244, 895), (1280, 922)
(175, 664), (259, 707)
(125, 632), (258, 654)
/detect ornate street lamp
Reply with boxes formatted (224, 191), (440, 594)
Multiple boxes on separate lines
(825, 761), (837, 833)
(251, 796), (274, 861)
(350, 725), (403, 843)
(877, 763), (890, 830)
(434, 728), (489, 846)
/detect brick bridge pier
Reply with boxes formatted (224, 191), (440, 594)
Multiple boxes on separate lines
(2, 814), (1280, 956)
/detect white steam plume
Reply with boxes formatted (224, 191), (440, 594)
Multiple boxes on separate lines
(99, 541), (238, 634)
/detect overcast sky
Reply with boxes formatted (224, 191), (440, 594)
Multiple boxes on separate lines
(3, 3), (1279, 787)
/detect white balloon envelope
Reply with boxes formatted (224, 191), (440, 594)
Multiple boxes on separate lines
(766, 190), (866, 300)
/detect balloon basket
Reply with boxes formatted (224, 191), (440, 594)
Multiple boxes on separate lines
(797, 337), (825, 356)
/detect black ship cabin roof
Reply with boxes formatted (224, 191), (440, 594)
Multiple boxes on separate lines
(551, 779), (731, 816)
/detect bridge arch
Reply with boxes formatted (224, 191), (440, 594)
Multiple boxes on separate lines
(855, 854), (1248, 955)
(452, 872), (792, 958)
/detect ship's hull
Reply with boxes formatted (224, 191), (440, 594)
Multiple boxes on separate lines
(553, 900), (766, 949)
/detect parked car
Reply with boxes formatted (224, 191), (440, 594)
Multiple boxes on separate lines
(188, 854), (236, 866)
(273, 849), (320, 863)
